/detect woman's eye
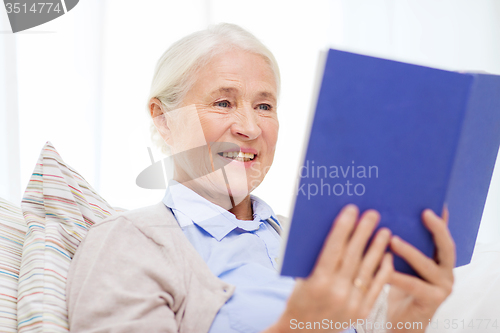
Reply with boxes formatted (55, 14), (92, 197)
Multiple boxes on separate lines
(216, 101), (230, 108)
(257, 104), (272, 111)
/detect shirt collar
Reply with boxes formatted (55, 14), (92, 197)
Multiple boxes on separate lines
(162, 180), (280, 241)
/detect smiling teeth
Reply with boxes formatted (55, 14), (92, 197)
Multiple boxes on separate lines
(220, 151), (255, 162)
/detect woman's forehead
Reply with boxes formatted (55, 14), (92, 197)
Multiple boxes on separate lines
(191, 50), (277, 96)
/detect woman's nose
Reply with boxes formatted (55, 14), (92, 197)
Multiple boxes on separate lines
(231, 105), (262, 140)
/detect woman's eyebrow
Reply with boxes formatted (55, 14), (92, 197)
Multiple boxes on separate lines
(207, 87), (276, 104)
(209, 87), (239, 97)
(257, 91), (277, 103)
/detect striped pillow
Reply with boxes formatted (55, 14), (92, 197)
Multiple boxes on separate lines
(18, 142), (126, 333)
(0, 197), (27, 333)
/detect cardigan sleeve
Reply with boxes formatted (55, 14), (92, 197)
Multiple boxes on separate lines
(66, 216), (182, 333)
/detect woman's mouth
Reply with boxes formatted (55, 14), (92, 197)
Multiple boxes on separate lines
(218, 151), (256, 162)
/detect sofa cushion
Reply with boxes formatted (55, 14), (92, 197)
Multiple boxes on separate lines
(0, 197), (26, 333)
(17, 142), (125, 333)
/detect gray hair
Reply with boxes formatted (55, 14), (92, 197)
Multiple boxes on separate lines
(147, 23), (281, 155)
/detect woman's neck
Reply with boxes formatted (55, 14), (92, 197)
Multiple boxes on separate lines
(228, 195), (253, 221)
(172, 173), (254, 221)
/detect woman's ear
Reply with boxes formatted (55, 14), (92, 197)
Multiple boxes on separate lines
(149, 98), (173, 146)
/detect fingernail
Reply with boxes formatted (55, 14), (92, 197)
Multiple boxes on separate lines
(365, 209), (381, 221)
(378, 228), (391, 239)
(423, 209), (436, 217)
(344, 204), (357, 214)
(392, 235), (401, 244)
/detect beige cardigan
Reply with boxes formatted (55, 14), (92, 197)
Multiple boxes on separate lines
(67, 202), (387, 333)
(67, 202), (234, 332)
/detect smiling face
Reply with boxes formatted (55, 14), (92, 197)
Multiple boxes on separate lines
(166, 48), (279, 207)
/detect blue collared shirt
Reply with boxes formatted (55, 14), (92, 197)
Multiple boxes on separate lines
(162, 181), (356, 333)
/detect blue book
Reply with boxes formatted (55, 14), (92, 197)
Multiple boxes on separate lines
(280, 49), (500, 277)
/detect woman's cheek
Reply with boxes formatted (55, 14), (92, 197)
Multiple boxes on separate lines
(263, 120), (279, 152)
(263, 113), (279, 133)
(198, 111), (230, 143)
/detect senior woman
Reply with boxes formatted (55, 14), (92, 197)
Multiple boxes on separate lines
(66, 23), (455, 333)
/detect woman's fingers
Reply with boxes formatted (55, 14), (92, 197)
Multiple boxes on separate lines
(356, 227), (392, 283)
(313, 204), (359, 275)
(359, 253), (393, 317)
(339, 209), (381, 278)
(312, 203), (390, 316)
(390, 209), (456, 284)
(390, 235), (442, 283)
(422, 209), (456, 269)
(390, 270), (451, 306)
(390, 271), (429, 297)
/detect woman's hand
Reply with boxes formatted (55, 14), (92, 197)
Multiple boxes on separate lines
(266, 204), (393, 333)
(387, 208), (456, 332)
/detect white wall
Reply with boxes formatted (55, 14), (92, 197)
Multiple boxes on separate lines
(1, 0), (499, 245)
(0, 8), (20, 203)
(4, 0), (106, 207)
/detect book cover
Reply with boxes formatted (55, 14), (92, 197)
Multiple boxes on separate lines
(280, 49), (500, 277)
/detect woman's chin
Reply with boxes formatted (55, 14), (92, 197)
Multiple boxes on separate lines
(174, 163), (257, 209)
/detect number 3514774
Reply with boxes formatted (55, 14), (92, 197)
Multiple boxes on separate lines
(441, 319), (499, 330)
(5, 2), (62, 14)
